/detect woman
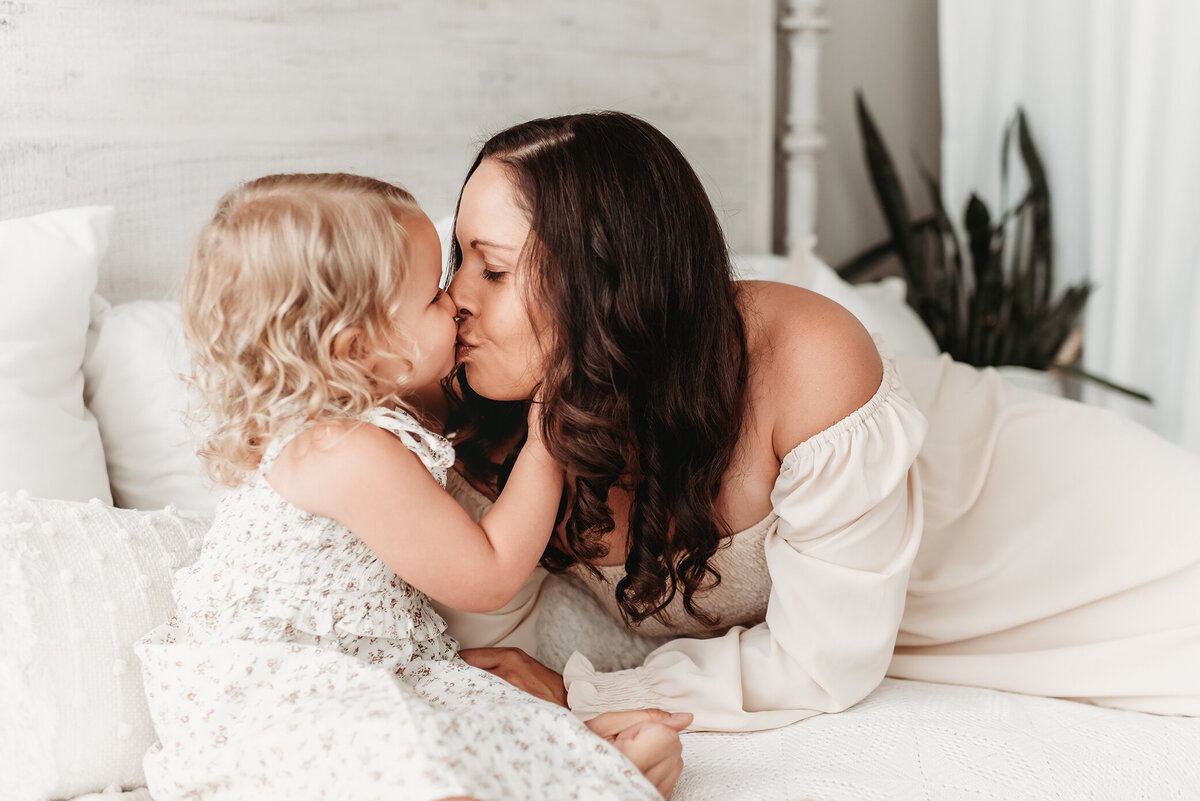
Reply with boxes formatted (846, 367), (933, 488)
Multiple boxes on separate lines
(442, 111), (1200, 732)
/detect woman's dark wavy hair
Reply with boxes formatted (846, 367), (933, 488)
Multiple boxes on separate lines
(446, 111), (748, 626)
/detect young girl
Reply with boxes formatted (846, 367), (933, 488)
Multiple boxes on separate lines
(136, 173), (685, 801)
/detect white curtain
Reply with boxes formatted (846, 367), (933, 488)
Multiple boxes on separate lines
(940, 0), (1200, 453)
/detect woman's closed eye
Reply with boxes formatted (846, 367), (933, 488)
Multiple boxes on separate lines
(482, 267), (506, 281)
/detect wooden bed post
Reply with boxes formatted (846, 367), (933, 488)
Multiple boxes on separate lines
(778, 0), (830, 253)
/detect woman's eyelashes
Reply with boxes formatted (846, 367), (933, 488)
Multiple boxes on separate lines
(481, 266), (505, 281)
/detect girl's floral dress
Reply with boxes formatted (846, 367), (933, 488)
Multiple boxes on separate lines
(136, 407), (658, 801)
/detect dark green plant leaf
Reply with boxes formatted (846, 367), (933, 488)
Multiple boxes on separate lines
(835, 216), (938, 282)
(1017, 109), (1054, 311)
(1028, 284), (1091, 367)
(917, 158), (964, 356)
(1057, 363), (1154, 403)
(855, 92), (926, 303)
(1011, 192), (1040, 323)
(964, 194), (1000, 362)
(964, 195), (992, 284)
(999, 208), (1028, 364)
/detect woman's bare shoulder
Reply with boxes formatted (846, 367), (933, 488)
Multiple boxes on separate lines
(738, 280), (884, 457)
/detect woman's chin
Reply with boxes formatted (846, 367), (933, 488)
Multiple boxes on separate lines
(462, 367), (531, 403)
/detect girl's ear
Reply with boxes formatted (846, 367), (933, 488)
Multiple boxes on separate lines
(332, 326), (377, 371)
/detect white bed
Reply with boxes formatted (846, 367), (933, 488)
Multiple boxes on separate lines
(2, 2), (1199, 800)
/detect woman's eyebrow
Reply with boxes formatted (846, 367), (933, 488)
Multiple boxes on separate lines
(469, 238), (518, 252)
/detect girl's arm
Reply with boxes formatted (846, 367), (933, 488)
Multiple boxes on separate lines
(267, 409), (562, 613)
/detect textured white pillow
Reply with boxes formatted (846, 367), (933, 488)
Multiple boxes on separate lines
(0, 207), (114, 503)
(83, 300), (222, 513)
(732, 238), (940, 358)
(0, 491), (210, 800)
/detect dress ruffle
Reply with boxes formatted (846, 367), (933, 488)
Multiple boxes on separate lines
(171, 564), (454, 655)
(364, 407), (455, 488)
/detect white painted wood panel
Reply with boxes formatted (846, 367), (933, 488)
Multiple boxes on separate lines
(1, 0), (779, 302)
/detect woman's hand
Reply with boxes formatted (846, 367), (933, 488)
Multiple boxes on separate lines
(459, 647), (567, 706)
(586, 709), (691, 800)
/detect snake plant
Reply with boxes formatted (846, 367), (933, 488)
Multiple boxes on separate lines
(840, 92), (1150, 403)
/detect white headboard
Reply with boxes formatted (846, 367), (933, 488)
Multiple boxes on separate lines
(0, 0), (827, 303)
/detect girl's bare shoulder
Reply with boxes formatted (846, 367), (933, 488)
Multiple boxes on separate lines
(267, 419), (432, 517)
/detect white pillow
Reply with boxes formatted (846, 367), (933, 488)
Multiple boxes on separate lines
(83, 300), (222, 513)
(732, 237), (941, 358)
(0, 491), (210, 800)
(434, 213), (455, 284)
(0, 207), (114, 503)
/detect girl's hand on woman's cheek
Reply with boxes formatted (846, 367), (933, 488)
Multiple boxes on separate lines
(525, 385), (546, 442)
(459, 647), (567, 706)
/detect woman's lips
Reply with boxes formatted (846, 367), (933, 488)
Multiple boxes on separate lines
(455, 338), (477, 361)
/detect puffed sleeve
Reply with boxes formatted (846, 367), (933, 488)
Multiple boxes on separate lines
(562, 351), (928, 731)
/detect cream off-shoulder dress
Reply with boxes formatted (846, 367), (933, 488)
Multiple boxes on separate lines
(552, 341), (1200, 731)
(136, 407), (659, 801)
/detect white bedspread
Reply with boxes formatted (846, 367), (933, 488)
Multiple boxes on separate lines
(675, 678), (1200, 800)
(538, 574), (1200, 801)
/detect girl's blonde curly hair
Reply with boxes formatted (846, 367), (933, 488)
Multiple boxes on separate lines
(182, 173), (423, 486)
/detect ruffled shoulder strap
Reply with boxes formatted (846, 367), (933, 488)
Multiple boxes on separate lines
(258, 427), (311, 475)
(363, 406), (456, 487)
(257, 407), (454, 484)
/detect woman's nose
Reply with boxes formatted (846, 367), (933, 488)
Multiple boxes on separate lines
(448, 271), (473, 318)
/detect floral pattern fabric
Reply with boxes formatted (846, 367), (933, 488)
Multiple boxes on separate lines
(136, 407), (657, 801)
